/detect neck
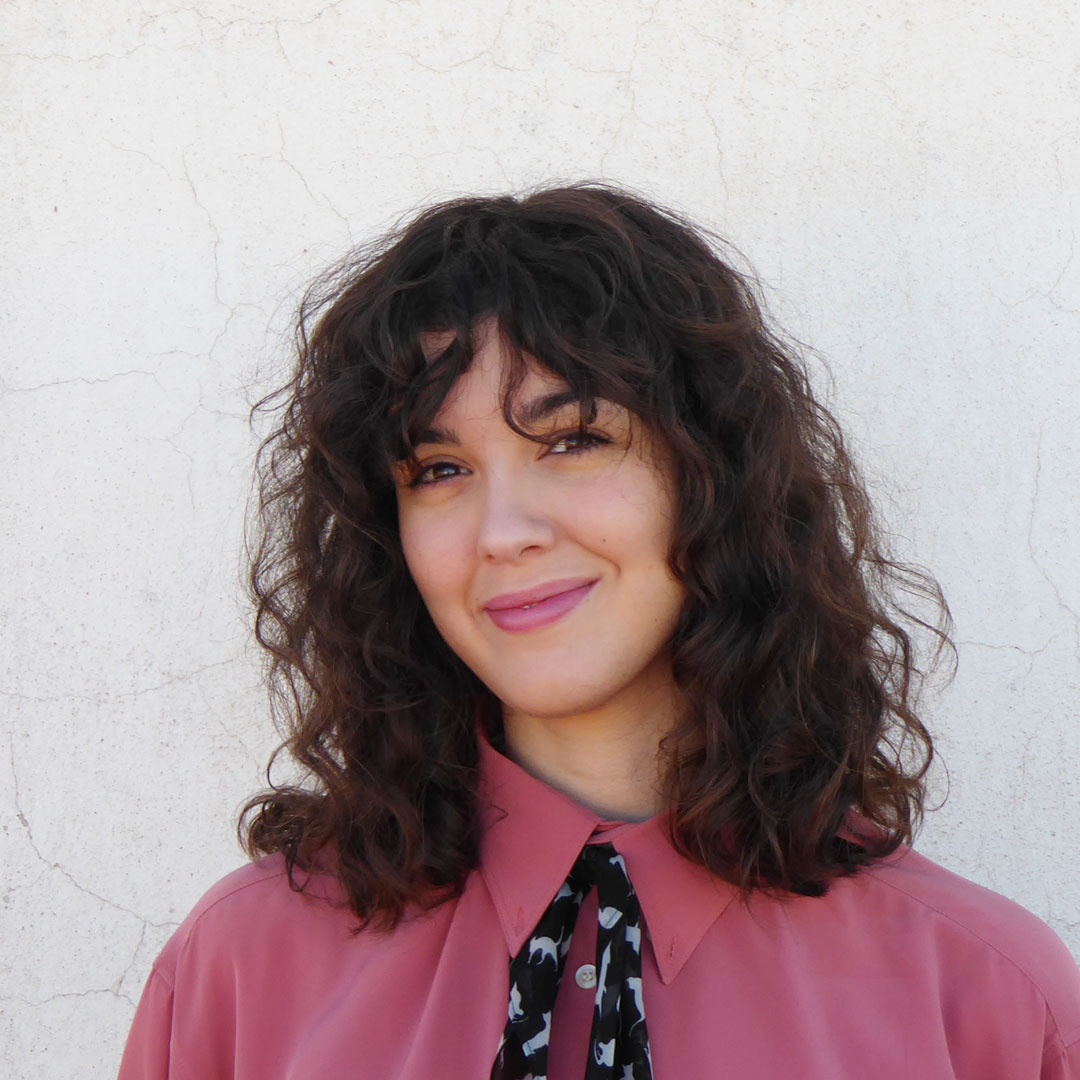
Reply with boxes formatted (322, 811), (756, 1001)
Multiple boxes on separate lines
(499, 673), (683, 823)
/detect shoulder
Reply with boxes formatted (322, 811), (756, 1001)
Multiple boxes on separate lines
(854, 841), (1080, 1048)
(152, 853), (350, 988)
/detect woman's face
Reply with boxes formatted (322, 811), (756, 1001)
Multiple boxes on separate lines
(394, 321), (686, 724)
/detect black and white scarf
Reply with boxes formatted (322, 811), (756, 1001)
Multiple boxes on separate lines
(490, 840), (653, 1080)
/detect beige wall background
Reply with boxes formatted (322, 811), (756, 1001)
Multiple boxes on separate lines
(2, 1), (1078, 1075)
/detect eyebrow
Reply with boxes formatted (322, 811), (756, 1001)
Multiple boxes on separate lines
(412, 389), (590, 448)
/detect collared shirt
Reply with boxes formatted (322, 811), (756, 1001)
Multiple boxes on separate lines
(119, 727), (1080, 1078)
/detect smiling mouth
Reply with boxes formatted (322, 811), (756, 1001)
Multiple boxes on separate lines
(484, 580), (597, 633)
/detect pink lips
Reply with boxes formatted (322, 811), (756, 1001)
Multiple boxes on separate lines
(483, 577), (598, 633)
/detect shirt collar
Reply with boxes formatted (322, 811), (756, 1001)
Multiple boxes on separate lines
(476, 725), (736, 985)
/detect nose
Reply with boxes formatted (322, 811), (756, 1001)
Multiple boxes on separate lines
(474, 473), (557, 562)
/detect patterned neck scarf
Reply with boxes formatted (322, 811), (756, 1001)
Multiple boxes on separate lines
(490, 841), (653, 1080)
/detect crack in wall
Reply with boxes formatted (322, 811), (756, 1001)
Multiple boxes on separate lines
(181, 153), (228, 316)
(0, 654), (246, 706)
(0, 369), (164, 396)
(6, 735), (174, 933)
(101, 139), (181, 185)
(275, 116), (351, 231)
(0, 987), (137, 1009)
(598, 0), (657, 174)
(1, 0), (352, 64)
(1026, 427), (1080, 657)
(3, 733), (183, 1013)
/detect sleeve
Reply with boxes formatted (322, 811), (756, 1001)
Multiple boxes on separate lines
(117, 965), (176, 1080)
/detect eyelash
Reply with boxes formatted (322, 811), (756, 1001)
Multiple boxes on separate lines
(404, 429), (612, 488)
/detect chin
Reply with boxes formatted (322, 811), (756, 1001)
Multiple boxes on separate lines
(483, 671), (630, 721)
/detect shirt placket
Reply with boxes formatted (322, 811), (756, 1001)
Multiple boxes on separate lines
(545, 881), (603, 1079)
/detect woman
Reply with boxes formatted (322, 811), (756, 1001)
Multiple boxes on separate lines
(119, 183), (1080, 1078)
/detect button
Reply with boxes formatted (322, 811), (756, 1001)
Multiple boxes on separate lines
(574, 964), (597, 989)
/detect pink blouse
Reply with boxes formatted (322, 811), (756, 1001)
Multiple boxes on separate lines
(119, 728), (1080, 1078)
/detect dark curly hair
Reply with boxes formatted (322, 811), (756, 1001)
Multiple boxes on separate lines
(239, 180), (953, 930)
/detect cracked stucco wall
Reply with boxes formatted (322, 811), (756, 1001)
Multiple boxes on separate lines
(2, 1), (1078, 1075)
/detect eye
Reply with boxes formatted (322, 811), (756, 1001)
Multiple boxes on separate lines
(546, 428), (612, 455)
(404, 460), (466, 487)
(402, 429), (612, 488)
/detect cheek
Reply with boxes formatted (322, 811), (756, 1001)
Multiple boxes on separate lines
(587, 474), (676, 559)
(399, 511), (468, 609)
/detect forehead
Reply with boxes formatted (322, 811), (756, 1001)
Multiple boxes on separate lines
(418, 322), (577, 418)
(418, 327), (459, 360)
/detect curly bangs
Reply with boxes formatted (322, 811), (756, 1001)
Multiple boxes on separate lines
(240, 181), (954, 929)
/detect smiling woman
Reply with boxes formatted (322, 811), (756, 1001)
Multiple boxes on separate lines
(395, 319), (685, 821)
(117, 183), (1080, 1079)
